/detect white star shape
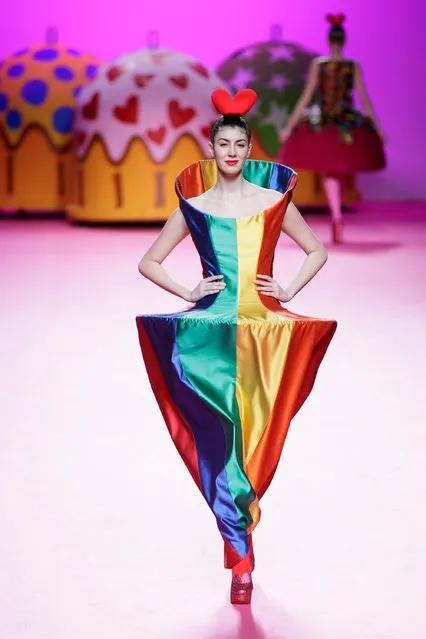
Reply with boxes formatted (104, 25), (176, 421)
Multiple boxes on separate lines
(267, 45), (293, 63)
(262, 102), (291, 129)
(229, 66), (255, 90)
(234, 45), (257, 62)
(268, 74), (291, 91)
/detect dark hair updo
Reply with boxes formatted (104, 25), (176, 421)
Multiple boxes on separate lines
(327, 14), (346, 45)
(209, 114), (251, 144)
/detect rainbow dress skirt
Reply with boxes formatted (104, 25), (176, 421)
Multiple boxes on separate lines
(136, 160), (337, 568)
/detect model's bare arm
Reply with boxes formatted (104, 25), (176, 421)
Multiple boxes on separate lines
(138, 208), (225, 302)
(279, 60), (320, 141)
(255, 201), (328, 301)
(354, 62), (386, 141)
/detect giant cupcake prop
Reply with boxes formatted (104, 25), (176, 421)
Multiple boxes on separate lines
(68, 47), (229, 222)
(217, 38), (360, 206)
(0, 34), (99, 213)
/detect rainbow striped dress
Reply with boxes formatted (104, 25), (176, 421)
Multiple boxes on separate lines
(136, 160), (337, 568)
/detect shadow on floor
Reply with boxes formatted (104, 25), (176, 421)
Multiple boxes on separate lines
(326, 240), (401, 254)
(172, 587), (324, 639)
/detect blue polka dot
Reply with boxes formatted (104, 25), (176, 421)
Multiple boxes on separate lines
(85, 64), (98, 80)
(0, 93), (8, 111)
(33, 48), (59, 62)
(54, 66), (75, 82)
(8, 64), (26, 78)
(22, 79), (48, 105)
(14, 48), (29, 57)
(73, 86), (82, 98)
(53, 106), (74, 134)
(6, 109), (23, 130)
(67, 48), (81, 57)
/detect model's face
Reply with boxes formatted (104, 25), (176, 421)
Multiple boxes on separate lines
(209, 126), (251, 175)
(328, 38), (345, 52)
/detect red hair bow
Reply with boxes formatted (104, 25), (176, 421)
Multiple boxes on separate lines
(211, 88), (257, 116)
(326, 13), (346, 25)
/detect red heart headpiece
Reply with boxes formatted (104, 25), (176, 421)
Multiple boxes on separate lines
(211, 88), (257, 117)
(326, 13), (346, 26)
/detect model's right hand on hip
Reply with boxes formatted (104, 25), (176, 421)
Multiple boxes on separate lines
(189, 275), (226, 302)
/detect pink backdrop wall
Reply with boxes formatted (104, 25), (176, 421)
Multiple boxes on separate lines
(1, 0), (425, 199)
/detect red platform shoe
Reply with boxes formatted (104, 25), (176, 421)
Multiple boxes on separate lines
(332, 219), (344, 244)
(230, 572), (253, 605)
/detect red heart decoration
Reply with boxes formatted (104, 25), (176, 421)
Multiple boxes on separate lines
(201, 125), (212, 139)
(189, 62), (209, 79)
(211, 88), (257, 116)
(327, 12), (346, 25)
(169, 74), (188, 89)
(107, 66), (122, 82)
(147, 126), (166, 144)
(82, 92), (99, 120)
(168, 100), (196, 128)
(113, 96), (139, 124)
(134, 74), (154, 89)
(75, 131), (87, 147)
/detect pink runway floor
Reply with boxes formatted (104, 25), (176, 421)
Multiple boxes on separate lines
(1, 202), (426, 639)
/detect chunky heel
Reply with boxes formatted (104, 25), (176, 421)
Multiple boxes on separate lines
(230, 573), (253, 605)
(332, 219), (344, 243)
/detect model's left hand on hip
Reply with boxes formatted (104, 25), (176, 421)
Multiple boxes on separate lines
(255, 275), (292, 302)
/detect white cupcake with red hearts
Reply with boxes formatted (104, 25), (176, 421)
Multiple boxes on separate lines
(68, 47), (228, 222)
(74, 47), (224, 163)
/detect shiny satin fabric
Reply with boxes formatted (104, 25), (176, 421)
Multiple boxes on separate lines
(136, 160), (337, 567)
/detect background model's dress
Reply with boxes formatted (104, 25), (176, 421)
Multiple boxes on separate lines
(136, 160), (337, 568)
(281, 58), (386, 173)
